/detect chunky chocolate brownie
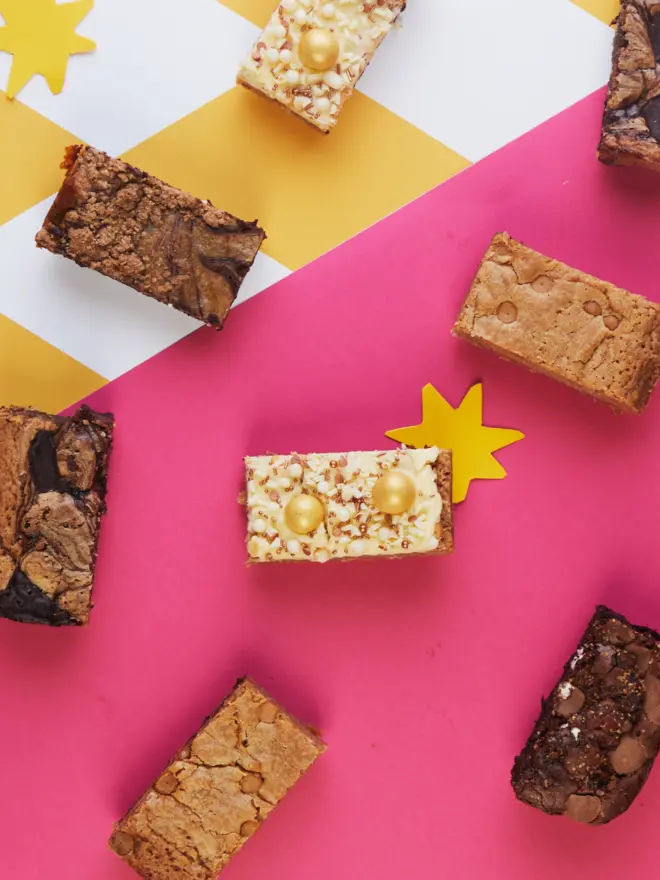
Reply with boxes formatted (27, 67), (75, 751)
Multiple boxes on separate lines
(238, 0), (406, 133)
(36, 146), (266, 329)
(244, 448), (454, 563)
(512, 606), (660, 825)
(110, 678), (325, 880)
(599, 1), (660, 171)
(452, 233), (660, 413)
(0, 405), (113, 626)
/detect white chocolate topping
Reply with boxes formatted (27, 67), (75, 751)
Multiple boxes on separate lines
(237, 0), (405, 133)
(245, 448), (444, 563)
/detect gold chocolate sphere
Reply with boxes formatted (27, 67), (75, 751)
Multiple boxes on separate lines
(298, 28), (340, 71)
(372, 470), (416, 515)
(284, 494), (325, 534)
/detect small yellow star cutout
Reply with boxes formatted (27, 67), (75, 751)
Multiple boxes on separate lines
(386, 383), (525, 504)
(0, 0), (95, 99)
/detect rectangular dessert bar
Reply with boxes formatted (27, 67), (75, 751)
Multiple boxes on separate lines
(0, 404), (113, 626)
(237, 0), (406, 133)
(36, 145), (266, 329)
(244, 447), (453, 563)
(109, 678), (325, 880)
(452, 233), (660, 413)
(512, 606), (660, 825)
(598, 1), (660, 171)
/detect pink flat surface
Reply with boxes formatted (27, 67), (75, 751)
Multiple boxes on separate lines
(4, 87), (660, 879)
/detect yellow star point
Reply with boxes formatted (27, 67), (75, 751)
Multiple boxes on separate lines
(386, 383), (525, 504)
(0, 0), (95, 99)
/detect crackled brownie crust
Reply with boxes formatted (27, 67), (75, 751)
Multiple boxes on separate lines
(36, 146), (266, 328)
(0, 405), (113, 626)
(244, 448), (454, 563)
(599, 1), (660, 171)
(512, 607), (660, 825)
(109, 678), (325, 880)
(452, 233), (660, 413)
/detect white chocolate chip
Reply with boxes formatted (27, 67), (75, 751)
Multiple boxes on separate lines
(278, 477), (292, 489)
(288, 463), (303, 478)
(294, 8), (307, 22)
(287, 540), (301, 554)
(314, 96), (330, 112)
(317, 480), (330, 494)
(270, 23), (287, 38)
(266, 47), (280, 62)
(349, 540), (365, 556)
(323, 70), (344, 90)
(321, 3), (335, 17)
(279, 48), (292, 63)
(280, 0), (296, 9)
(285, 69), (299, 84)
(336, 506), (351, 522)
(252, 519), (267, 533)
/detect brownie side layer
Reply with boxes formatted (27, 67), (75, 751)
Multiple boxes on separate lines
(0, 404), (114, 626)
(599, 1), (660, 170)
(512, 606), (660, 825)
(452, 233), (660, 413)
(109, 678), (325, 880)
(36, 145), (266, 328)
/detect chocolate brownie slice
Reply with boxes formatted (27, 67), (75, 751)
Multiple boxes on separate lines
(0, 405), (113, 626)
(599, 1), (660, 171)
(36, 146), (266, 329)
(512, 606), (660, 824)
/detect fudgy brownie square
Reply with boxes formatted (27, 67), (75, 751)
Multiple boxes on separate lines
(599, 1), (660, 172)
(452, 233), (660, 413)
(36, 146), (266, 329)
(110, 678), (325, 879)
(0, 405), (113, 626)
(512, 606), (660, 825)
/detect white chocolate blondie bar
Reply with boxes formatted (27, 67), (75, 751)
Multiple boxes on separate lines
(244, 447), (453, 563)
(237, 0), (406, 133)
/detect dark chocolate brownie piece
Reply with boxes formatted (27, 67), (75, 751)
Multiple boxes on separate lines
(109, 678), (325, 879)
(36, 146), (266, 329)
(512, 606), (660, 824)
(0, 405), (113, 626)
(599, 1), (660, 171)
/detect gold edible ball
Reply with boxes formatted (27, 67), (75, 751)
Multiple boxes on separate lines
(372, 470), (416, 515)
(284, 494), (325, 535)
(298, 28), (340, 71)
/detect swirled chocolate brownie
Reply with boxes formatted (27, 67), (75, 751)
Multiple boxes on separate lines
(110, 678), (325, 880)
(36, 146), (266, 329)
(0, 405), (113, 626)
(512, 606), (660, 825)
(599, 1), (660, 171)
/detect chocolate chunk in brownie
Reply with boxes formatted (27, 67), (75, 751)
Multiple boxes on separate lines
(599, 1), (660, 171)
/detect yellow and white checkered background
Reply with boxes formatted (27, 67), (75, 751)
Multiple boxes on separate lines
(0, 0), (617, 413)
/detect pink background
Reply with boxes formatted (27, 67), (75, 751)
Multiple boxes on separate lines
(3, 88), (660, 879)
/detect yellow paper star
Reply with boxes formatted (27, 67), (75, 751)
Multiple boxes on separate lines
(386, 383), (524, 504)
(0, 0), (95, 99)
